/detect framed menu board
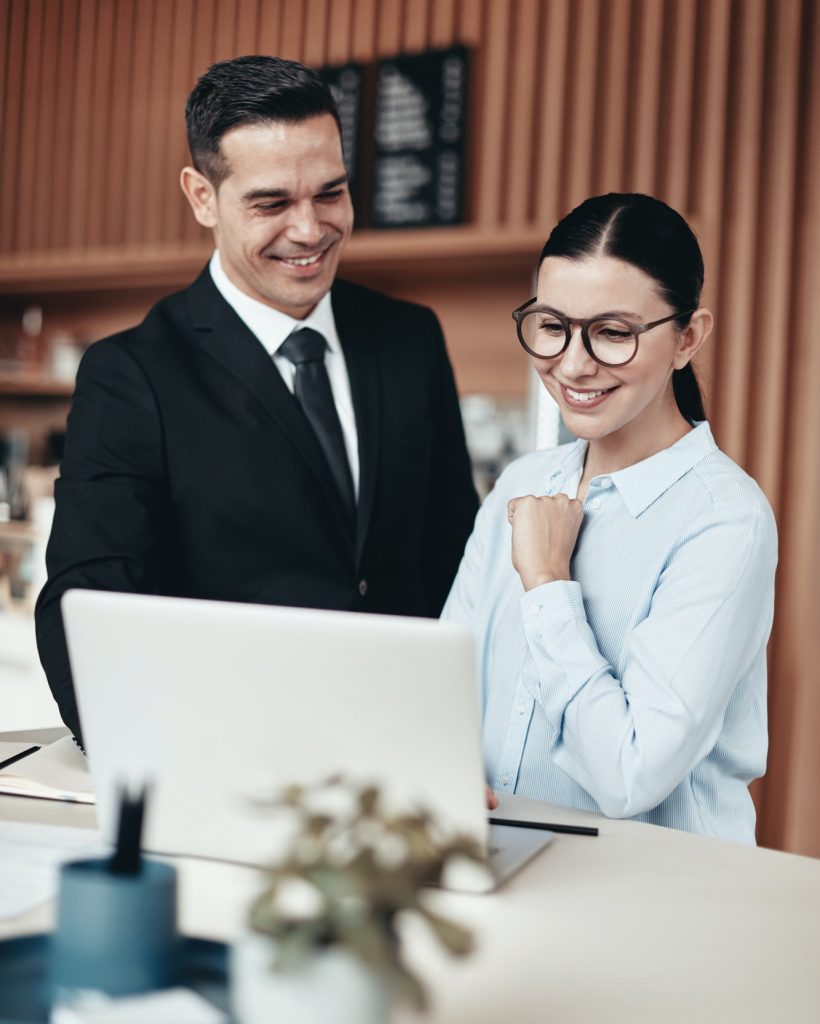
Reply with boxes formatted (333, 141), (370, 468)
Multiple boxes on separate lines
(371, 46), (470, 228)
(321, 46), (470, 230)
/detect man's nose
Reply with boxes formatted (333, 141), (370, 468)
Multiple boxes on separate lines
(559, 326), (598, 379)
(285, 203), (322, 245)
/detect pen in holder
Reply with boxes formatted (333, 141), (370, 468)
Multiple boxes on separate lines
(50, 784), (180, 1000)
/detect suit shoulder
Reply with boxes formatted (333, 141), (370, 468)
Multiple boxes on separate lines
(80, 284), (194, 365)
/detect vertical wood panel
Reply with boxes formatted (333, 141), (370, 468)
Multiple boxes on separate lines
(772, 0), (820, 857)
(182, 0), (219, 244)
(430, 0), (457, 46)
(257, 0), (283, 54)
(627, 0), (663, 194)
(402, 0), (427, 50)
(278, 0), (305, 59)
(66, 0), (98, 248)
(84, 0), (116, 246)
(49, 0), (80, 251)
(15, 0), (44, 251)
(659, 0), (697, 210)
(533, 0), (570, 228)
(561, 0), (599, 212)
(142, 0), (176, 244)
(593, 0), (631, 197)
(350, 0), (377, 59)
(31, 0), (61, 252)
(505, 0), (540, 226)
(475, 0), (510, 226)
(326, 0), (353, 64)
(0, 0), (25, 252)
(458, 0), (483, 44)
(746, 0), (802, 504)
(213, 0), (240, 63)
(376, 0), (402, 55)
(164, 0), (197, 244)
(712, 0), (765, 463)
(687, 0), (731, 402)
(303, 0), (330, 66)
(235, 0), (260, 55)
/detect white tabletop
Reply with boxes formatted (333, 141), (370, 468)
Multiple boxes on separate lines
(1, 785), (818, 1023)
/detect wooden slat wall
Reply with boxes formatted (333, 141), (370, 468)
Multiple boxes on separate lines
(1, 0), (818, 857)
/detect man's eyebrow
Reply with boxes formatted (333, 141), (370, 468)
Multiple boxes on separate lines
(241, 175), (349, 204)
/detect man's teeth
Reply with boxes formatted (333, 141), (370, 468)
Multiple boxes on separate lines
(281, 253), (322, 266)
(566, 387), (609, 402)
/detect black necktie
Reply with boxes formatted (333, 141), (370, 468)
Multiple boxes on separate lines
(279, 327), (355, 522)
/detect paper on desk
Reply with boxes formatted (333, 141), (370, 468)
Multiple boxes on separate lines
(0, 820), (108, 919)
(0, 734), (95, 803)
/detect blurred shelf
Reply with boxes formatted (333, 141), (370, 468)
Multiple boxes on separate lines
(0, 226), (546, 295)
(0, 373), (74, 397)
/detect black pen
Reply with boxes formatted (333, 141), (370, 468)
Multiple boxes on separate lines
(490, 816), (599, 837)
(0, 745), (40, 771)
(109, 784), (148, 875)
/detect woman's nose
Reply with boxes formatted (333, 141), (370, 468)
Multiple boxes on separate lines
(559, 327), (598, 379)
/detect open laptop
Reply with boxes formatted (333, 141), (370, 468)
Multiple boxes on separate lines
(61, 589), (552, 890)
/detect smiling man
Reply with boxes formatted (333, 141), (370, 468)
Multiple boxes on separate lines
(35, 56), (478, 746)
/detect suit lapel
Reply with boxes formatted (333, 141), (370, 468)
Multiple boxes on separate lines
(331, 280), (382, 560)
(183, 269), (346, 514)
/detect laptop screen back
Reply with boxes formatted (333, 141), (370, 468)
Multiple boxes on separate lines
(62, 590), (488, 866)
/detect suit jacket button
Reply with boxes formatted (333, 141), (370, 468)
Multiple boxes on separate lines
(358, 579), (368, 596)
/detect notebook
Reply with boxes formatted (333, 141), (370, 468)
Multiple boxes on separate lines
(0, 735), (94, 804)
(61, 590), (552, 890)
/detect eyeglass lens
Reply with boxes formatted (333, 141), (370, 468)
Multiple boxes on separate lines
(519, 310), (637, 365)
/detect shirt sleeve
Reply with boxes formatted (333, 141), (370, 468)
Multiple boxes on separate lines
(519, 504), (777, 817)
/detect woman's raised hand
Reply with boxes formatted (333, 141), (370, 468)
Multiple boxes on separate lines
(507, 493), (584, 591)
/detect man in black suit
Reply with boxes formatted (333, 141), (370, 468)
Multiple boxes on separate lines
(35, 55), (478, 745)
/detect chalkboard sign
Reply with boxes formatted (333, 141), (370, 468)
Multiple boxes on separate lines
(320, 63), (367, 217)
(370, 46), (470, 228)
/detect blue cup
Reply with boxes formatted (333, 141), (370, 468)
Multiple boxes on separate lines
(50, 857), (180, 998)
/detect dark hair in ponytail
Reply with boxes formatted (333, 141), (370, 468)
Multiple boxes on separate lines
(539, 193), (706, 422)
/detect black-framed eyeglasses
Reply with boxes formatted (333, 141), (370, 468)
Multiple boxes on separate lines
(511, 299), (694, 367)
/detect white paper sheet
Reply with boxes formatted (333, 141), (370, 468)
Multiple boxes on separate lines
(0, 735), (95, 803)
(0, 820), (108, 919)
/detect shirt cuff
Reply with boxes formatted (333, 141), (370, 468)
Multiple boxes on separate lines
(519, 579), (586, 624)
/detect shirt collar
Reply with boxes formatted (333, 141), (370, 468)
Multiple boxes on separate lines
(608, 422), (717, 516)
(208, 250), (339, 357)
(541, 422), (718, 516)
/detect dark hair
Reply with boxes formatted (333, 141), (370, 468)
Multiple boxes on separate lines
(539, 193), (706, 422)
(185, 55), (341, 187)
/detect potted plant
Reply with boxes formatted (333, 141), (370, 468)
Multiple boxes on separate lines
(229, 776), (488, 1024)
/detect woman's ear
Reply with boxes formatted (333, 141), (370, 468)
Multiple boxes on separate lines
(673, 308), (713, 370)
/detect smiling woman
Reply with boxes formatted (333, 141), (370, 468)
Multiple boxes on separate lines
(443, 193), (778, 843)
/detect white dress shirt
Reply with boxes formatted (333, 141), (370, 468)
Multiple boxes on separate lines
(443, 423), (778, 843)
(208, 251), (360, 496)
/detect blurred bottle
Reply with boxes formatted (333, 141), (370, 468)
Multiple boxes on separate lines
(0, 431), (30, 520)
(19, 305), (45, 370)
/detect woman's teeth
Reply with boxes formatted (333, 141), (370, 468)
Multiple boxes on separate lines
(566, 387), (610, 402)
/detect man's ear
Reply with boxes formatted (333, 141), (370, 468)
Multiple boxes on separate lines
(180, 166), (218, 229)
(673, 308), (713, 370)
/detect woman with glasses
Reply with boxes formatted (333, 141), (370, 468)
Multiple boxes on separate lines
(444, 193), (777, 841)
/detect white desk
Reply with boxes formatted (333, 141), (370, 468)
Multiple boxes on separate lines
(1, 785), (819, 1024)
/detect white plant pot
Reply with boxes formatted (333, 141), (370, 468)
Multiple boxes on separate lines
(230, 932), (391, 1024)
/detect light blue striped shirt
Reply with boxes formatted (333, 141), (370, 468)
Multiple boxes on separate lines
(443, 423), (777, 843)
